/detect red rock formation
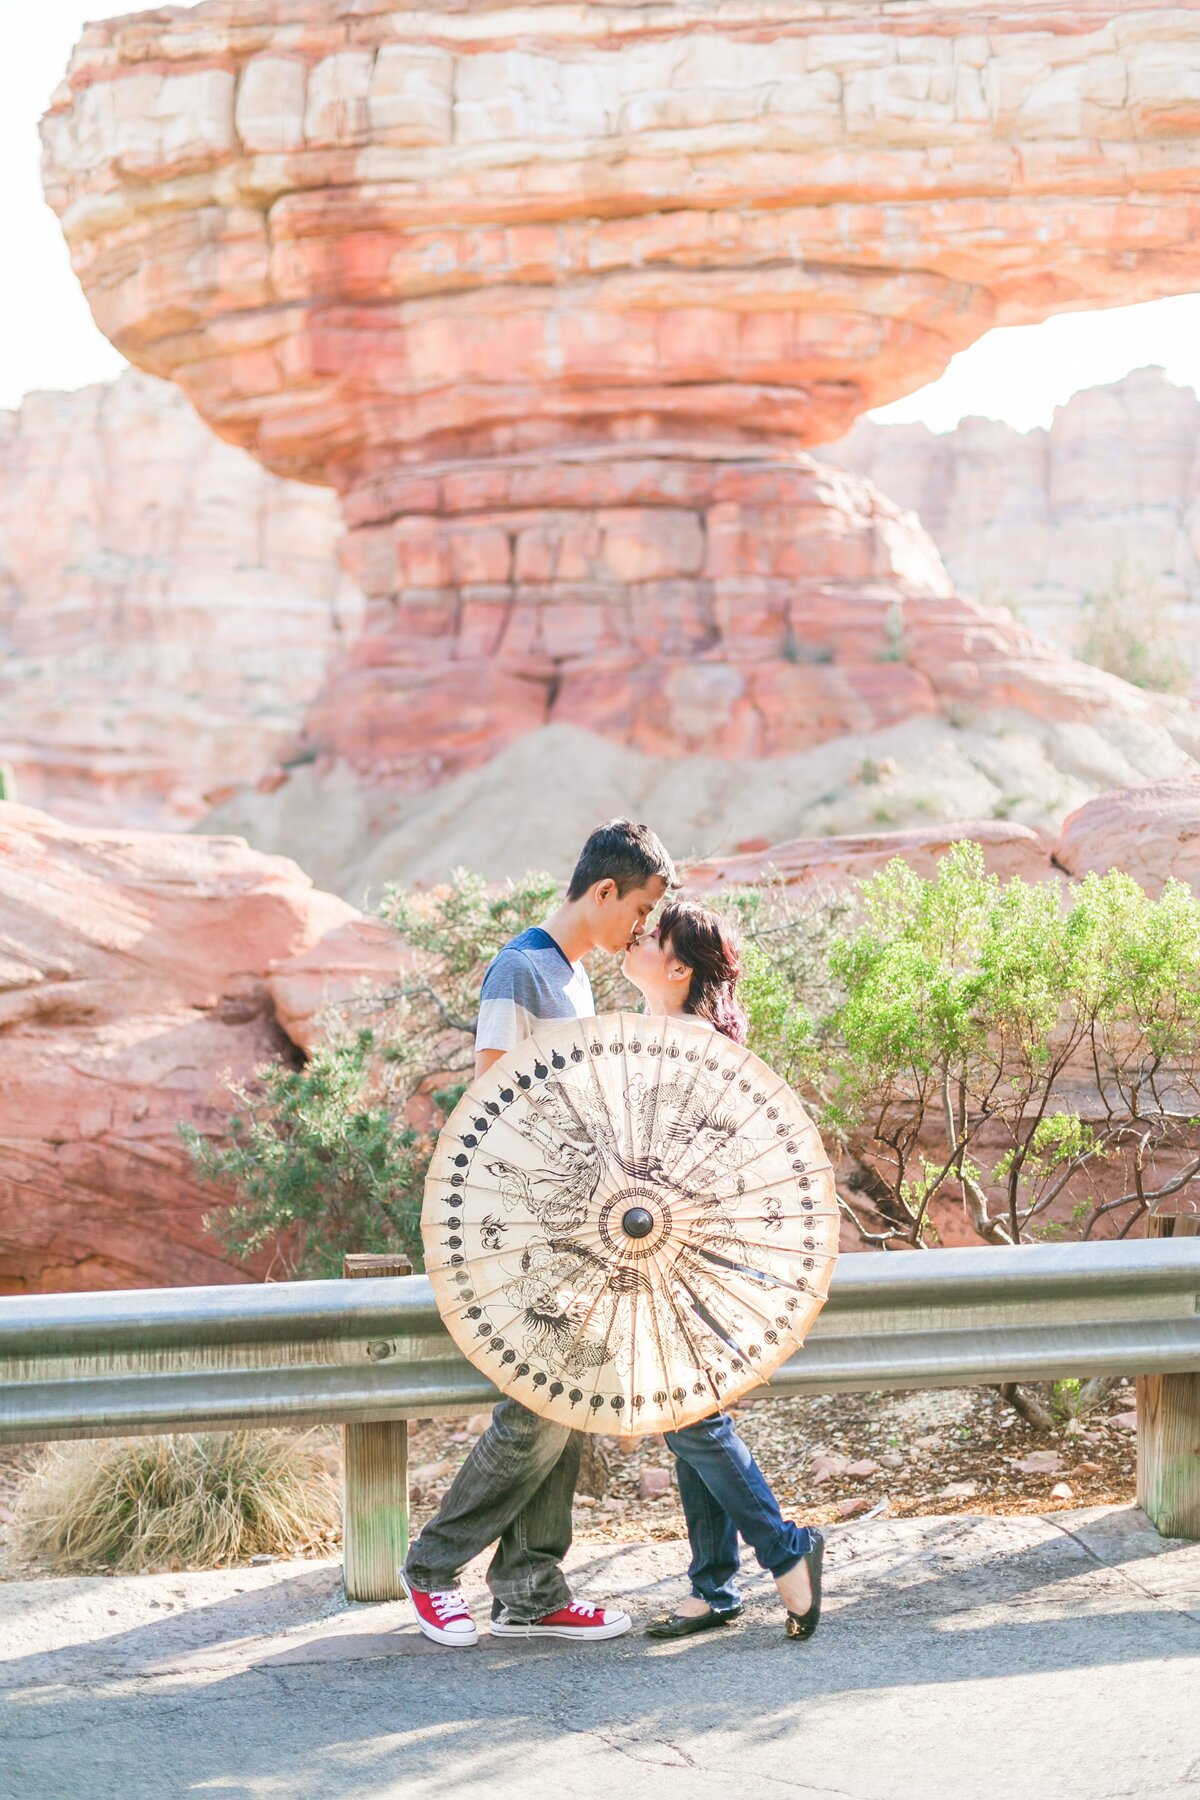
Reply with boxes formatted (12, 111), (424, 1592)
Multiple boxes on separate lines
(686, 820), (1053, 894)
(40, 1), (1200, 787)
(303, 452), (1182, 785)
(265, 915), (410, 1053)
(0, 369), (359, 830)
(0, 803), (354, 1293)
(1054, 777), (1200, 893)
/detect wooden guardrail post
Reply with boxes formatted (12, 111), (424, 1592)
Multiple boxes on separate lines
(342, 1252), (411, 1601)
(1138, 1207), (1200, 1540)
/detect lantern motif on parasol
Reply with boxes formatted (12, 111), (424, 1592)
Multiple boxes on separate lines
(423, 1011), (839, 1435)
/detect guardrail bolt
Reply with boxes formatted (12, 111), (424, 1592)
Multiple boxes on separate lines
(343, 1253), (412, 1601)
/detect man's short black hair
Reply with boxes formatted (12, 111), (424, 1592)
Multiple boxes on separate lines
(566, 819), (678, 902)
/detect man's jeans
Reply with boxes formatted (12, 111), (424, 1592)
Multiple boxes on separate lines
(664, 1411), (814, 1612)
(404, 1397), (581, 1621)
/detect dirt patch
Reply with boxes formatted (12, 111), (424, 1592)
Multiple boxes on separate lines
(405, 1382), (1137, 1547)
(204, 715), (1195, 901)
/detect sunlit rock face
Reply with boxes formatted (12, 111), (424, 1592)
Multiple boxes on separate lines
(825, 368), (1200, 687)
(0, 369), (360, 828)
(40, 0), (1200, 784)
(1054, 777), (1200, 894)
(40, 2), (1200, 471)
(301, 452), (1186, 784)
(0, 803), (354, 1294)
(684, 821), (1054, 895)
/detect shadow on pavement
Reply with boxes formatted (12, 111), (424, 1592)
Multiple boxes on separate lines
(1, 1507), (1195, 1692)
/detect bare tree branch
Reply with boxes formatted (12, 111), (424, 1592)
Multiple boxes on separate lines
(836, 1188), (909, 1249)
(1081, 1154), (1200, 1237)
(999, 1381), (1056, 1432)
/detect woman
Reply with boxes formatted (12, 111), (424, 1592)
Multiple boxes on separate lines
(622, 899), (824, 1642)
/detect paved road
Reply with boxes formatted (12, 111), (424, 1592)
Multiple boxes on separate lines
(2, 1506), (1198, 1800)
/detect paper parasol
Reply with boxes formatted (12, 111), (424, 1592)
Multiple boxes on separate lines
(422, 1011), (839, 1435)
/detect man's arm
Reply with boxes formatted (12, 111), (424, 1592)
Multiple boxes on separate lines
(474, 1047), (506, 1080)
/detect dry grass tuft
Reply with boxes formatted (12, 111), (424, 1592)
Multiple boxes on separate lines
(14, 1431), (340, 1574)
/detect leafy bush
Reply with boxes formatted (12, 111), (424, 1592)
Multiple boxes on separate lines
(824, 841), (1200, 1247)
(720, 879), (849, 1088)
(15, 1431), (339, 1573)
(183, 1032), (433, 1278)
(875, 601), (908, 664)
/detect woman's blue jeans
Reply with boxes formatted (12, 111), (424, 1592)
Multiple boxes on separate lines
(664, 1411), (814, 1613)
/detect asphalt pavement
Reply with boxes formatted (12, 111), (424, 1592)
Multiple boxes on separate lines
(2, 1506), (1198, 1800)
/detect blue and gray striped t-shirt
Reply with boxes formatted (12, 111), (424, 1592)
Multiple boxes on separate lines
(475, 927), (595, 1055)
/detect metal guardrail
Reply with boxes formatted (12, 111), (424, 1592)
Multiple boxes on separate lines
(3, 1238), (1199, 1444)
(4, 1239), (1198, 1592)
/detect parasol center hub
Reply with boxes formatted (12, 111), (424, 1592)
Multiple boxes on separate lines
(621, 1206), (655, 1239)
(600, 1187), (673, 1255)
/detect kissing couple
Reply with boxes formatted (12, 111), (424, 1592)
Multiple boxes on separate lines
(401, 819), (823, 1647)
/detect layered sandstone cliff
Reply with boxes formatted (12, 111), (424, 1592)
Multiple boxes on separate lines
(0, 369), (358, 829)
(41, 2), (1200, 469)
(40, 0), (1200, 790)
(7, 362), (1198, 849)
(825, 367), (1200, 681)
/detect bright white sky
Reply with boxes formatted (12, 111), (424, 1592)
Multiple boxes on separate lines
(872, 298), (1200, 433)
(3, 0), (1200, 431)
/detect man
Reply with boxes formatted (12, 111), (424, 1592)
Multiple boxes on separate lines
(402, 819), (678, 1647)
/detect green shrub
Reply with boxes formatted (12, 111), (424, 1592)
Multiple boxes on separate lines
(875, 602), (908, 663)
(719, 880), (849, 1089)
(825, 841), (1200, 1246)
(183, 1031), (432, 1277)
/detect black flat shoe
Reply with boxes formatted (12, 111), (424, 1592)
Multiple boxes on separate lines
(645, 1605), (742, 1639)
(785, 1529), (825, 1642)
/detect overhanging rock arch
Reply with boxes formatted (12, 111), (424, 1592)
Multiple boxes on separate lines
(41, 0), (1200, 784)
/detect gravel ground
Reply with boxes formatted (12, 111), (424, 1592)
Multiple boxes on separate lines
(0, 1380), (1138, 1578)
(409, 1379), (1140, 1547)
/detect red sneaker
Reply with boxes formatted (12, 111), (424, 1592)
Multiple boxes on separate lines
(492, 1601), (632, 1641)
(400, 1574), (479, 1647)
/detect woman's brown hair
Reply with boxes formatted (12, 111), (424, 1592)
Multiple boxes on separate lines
(656, 900), (748, 1045)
